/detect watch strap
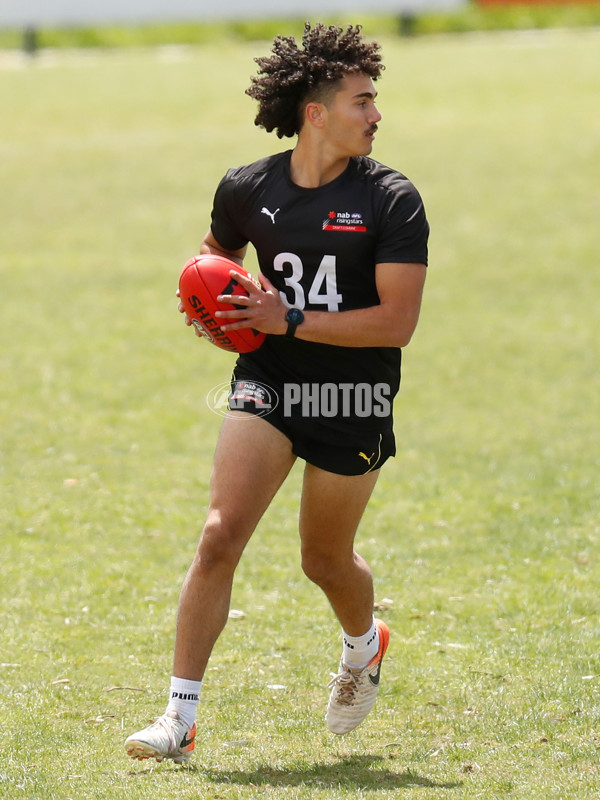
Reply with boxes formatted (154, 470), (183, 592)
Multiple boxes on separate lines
(285, 319), (299, 338)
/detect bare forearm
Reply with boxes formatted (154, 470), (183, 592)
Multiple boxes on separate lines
(216, 263), (426, 349)
(293, 303), (420, 349)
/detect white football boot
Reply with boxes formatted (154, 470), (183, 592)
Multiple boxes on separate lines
(326, 618), (390, 735)
(125, 711), (196, 763)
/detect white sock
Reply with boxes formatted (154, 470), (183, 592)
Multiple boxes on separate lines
(342, 618), (379, 670)
(165, 676), (202, 728)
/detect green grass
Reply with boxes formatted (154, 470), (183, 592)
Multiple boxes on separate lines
(1, 29), (599, 799)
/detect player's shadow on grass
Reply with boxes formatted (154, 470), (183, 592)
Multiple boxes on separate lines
(203, 754), (461, 791)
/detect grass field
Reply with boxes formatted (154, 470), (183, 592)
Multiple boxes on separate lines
(1, 27), (599, 799)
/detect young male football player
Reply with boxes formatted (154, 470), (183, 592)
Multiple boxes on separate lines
(125, 22), (428, 763)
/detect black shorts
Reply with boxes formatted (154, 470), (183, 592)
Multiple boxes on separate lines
(228, 369), (396, 476)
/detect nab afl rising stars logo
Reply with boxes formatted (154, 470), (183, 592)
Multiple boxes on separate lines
(323, 210), (367, 232)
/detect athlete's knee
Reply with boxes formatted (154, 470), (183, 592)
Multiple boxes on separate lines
(192, 512), (250, 573)
(301, 548), (348, 589)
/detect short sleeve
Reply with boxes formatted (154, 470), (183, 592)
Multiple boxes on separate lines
(375, 183), (429, 266)
(209, 172), (250, 252)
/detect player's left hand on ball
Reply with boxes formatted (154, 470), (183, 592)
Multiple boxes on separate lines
(216, 270), (287, 335)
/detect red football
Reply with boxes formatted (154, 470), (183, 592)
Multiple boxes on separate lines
(178, 255), (266, 354)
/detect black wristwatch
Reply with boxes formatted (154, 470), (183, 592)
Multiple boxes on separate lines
(284, 307), (304, 339)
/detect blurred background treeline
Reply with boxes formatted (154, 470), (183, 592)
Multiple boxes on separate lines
(1, 4), (599, 52)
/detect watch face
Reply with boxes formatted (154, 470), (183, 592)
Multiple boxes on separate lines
(286, 308), (304, 324)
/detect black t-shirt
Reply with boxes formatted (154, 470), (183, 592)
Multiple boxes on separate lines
(210, 149), (429, 433)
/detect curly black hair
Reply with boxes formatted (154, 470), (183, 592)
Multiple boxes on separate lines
(245, 22), (384, 139)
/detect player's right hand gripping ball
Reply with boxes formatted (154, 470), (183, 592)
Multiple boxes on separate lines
(178, 254), (266, 353)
